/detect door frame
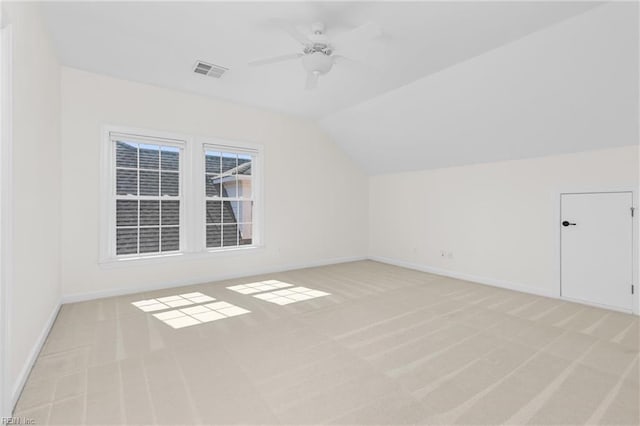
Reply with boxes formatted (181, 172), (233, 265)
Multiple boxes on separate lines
(554, 187), (638, 315)
(0, 14), (12, 417)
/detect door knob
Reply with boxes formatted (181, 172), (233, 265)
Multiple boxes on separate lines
(562, 221), (577, 227)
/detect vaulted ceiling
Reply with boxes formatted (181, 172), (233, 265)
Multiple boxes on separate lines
(40, 1), (638, 174)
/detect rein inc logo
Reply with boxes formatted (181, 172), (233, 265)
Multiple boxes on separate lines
(2, 417), (35, 425)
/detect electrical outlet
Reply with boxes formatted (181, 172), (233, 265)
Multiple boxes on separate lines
(447, 252), (454, 259)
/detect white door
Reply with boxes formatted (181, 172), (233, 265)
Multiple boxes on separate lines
(561, 192), (633, 312)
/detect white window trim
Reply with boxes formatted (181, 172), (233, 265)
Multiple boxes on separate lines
(99, 125), (264, 266)
(198, 140), (264, 252)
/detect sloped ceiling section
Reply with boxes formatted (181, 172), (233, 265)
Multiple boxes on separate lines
(320, 2), (638, 175)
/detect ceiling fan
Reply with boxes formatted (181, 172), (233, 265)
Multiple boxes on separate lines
(249, 20), (381, 90)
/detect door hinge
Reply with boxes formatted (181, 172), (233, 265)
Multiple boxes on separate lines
(632, 285), (635, 295)
(632, 207), (635, 217)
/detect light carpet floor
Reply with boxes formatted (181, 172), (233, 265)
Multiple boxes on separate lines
(13, 260), (640, 425)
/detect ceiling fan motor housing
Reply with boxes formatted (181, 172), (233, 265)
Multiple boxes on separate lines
(305, 27), (332, 56)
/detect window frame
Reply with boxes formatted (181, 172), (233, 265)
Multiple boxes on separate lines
(201, 142), (261, 252)
(100, 125), (263, 265)
(104, 129), (187, 261)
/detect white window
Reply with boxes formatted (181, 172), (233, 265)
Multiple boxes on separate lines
(110, 133), (183, 257)
(204, 146), (256, 249)
(101, 127), (262, 263)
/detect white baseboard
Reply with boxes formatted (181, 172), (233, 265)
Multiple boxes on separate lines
(61, 255), (556, 305)
(559, 295), (634, 314)
(12, 253), (635, 416)
(370, 257), (640, 316)
(369, 256), (556, 299)
(61, 255), (367, 304)
(11, 301), (61, 413)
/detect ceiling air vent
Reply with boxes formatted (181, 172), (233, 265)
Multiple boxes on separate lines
(193, 61), (228, 78)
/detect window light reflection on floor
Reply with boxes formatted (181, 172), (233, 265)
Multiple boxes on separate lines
(227, 279), (293, 295)
(153, 301), (251, 329)
(131, 292), (216, 312)
(253, 286), (330, 305)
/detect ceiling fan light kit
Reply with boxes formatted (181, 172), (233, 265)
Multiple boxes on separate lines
(302, 52), (334, 74)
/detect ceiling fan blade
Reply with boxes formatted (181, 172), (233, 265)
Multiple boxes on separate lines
(272, 19), (312, 47)
(332, 54), (382, 83)
(248, 53), (302, 67)
(332, 54), (373, 70)
(305, 72), (319, 90)
(331, 22), (382, 52)
(332, 54), (383, 81)
(332, 54), (355, 65)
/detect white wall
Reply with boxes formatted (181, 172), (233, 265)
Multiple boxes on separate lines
(2, 1), (62, 409)
(369, 146), (639, 304)
(60, 67), (368, 299)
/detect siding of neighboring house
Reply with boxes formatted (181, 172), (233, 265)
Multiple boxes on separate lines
(205, 153), (252, 246)
(205, 184), (243, 245)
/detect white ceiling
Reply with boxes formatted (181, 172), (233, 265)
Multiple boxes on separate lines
(40, 1), (638, 174)
(41, 1), (601, 119)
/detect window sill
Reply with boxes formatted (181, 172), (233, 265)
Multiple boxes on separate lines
(99, 245), (265, 268)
